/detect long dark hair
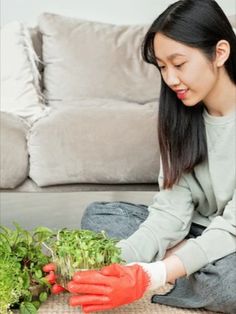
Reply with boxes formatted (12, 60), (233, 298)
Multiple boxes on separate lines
(142, 0), (236, 189)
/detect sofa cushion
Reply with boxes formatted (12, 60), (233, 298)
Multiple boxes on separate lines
(0, 112), (29, 188)
(0, 21), (46, 122)
(228, 15), (236, 27)
(38, 13), (161, 106)
(28, 99), (160, 186)
(29, 26), (43, 74)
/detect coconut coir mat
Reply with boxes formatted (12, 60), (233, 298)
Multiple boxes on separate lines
(37, 284), (218, 314)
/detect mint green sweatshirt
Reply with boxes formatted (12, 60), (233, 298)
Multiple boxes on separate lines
(118, 109), (236, 275)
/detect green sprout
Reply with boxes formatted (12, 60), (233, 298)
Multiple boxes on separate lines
(0, 224), (54, 313)
(44, 229), (124, 286)
(0, 224), (124, 312)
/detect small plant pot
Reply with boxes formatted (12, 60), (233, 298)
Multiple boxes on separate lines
(54, 260), (89, 286)
(43, 229), (124, 287)
(53, 256), (79, 287)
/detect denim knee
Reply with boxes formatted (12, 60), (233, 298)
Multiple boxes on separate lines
(153, 252), (236, 313)
(195, 253), (236, 313)
(81, 201), (149, 240)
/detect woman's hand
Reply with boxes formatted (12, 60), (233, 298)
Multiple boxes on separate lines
(67, 262), (166, 313)
(43, 263), (66, 294)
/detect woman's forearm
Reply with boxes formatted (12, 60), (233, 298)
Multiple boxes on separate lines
(162, 239), (187, 283)
(163, 255), (187, 283)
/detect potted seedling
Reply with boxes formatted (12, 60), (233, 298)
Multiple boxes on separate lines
(0, 224), (54, 314)
(0, 254), (23, 313)
(43, 229), (124, 287)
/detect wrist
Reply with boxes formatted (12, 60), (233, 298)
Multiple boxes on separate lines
(163, 255), (186, 283)
(136, 261), (167, 291)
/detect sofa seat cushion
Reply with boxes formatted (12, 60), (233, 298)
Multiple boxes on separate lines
(28, 99), (160, 186)
(0, 112), (29, 188)
(2, 178), (159, 192)
(38, 12), (161, 106)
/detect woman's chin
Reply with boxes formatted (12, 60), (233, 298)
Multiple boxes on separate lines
(181, 99), (199, 107)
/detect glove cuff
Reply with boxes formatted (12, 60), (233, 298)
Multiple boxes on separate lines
(140, 261), (167, 291)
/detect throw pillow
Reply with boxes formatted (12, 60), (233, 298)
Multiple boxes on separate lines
(0, 112), (29, 189)
(38, 12), (161, 106)
(1, 21), (46, 122)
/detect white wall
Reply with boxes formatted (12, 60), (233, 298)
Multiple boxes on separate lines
(1, 0), (236, 27)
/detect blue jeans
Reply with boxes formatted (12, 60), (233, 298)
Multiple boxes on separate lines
(81, 201), (236, 313)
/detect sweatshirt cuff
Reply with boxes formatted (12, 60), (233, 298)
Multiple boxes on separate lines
(174, 239), (209, 276)
(116, 240), (139, 263)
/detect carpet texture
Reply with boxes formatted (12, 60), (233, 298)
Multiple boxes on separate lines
(37, 285), (218, 314)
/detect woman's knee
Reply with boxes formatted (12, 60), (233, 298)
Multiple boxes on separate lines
(81, 201), (100, 230)
(211, 255), (236, 313)
(81, 201), (124, 234)
(81, 201), (149, 240)
(193, 253), (236, 313)
(204, 280), (236, 313)
(214, 253), (236, 313)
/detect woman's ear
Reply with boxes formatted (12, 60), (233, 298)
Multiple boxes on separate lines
(215, 40), (230, 67)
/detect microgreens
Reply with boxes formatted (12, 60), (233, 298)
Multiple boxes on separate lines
(0, 224), (53, 314)
(0, 224), (124, 312)
(44, 229), (124, 286)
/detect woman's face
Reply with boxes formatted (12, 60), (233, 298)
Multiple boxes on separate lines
(154, 33), (218, 106)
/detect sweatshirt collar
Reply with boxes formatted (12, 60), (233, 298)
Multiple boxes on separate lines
(203, 107), (236, 125)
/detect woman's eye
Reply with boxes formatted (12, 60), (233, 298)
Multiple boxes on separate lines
(159, 65), (166, 70)
(175, 63), (185, 68)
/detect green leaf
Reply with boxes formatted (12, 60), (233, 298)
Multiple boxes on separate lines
(22, 271), (30, 289)
(33, 227), (54, 242)
(35, 269), (43, 279)
(34, 226), (53, 233)
(32, 300), (41, 309)
(111, 256), (119, 263)
(20, 302), (37, 314)
(96, 254), (104, 263)
(39, 291), (48, 303)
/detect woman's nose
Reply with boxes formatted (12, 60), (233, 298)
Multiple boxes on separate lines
(164, 69), (180, 87)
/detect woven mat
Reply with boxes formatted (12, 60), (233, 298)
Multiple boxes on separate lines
(37, 284), (217, 314)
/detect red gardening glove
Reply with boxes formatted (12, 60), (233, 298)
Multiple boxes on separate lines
(43, 263), (66, 294)
(67, 263), (149, 313)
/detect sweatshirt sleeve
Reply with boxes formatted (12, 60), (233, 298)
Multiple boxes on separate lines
(117, 165), (195, 263)
(174, 189), (236, 276)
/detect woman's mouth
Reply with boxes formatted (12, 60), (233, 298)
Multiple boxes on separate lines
(176, 89), (189, 99)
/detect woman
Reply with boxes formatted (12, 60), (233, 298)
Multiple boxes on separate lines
(45, 0), (236, 312)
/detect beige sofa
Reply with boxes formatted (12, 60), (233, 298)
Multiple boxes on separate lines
(1, 13), (162, 192)
(1, 12), (235, 193)
(1, 13), (235, 229)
